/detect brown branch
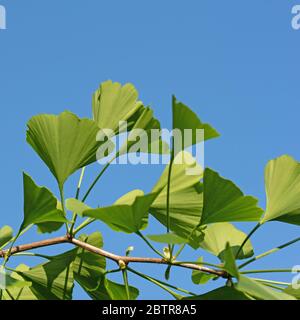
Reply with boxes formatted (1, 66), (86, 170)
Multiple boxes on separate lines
(0, 235), (227, 278)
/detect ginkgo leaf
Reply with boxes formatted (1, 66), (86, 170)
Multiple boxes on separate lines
(150, 151), (204, 248)
(283, 282), (300, 299)
(0, 226), (13, 248)
(13, 253), (75, 300)
(200, 168), (263, 225)
(27, 111), (101, 189)
(147, 233), (187, 245)
(21, 173), (68, 233)
(191, 258), (215, 285)
(92, 80), (142, 132)
(199, 223), (254, 260)
(262, 155), (300, 225)
(0, 267), (31, 291)
(222, 243), (239, 279)
(237, 276), (296, 300)
(182, 286), (250, 300)
(87, 277), (140, 300)
(172, 96), (219, 149)
(119, 106), (170, 155)
(0, 264), (43, 300)
(82, 190), (159, 233)
(71, 233), (106, 292)
(66, 198), (91, 215)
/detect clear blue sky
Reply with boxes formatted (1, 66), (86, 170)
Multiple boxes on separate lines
(1, 1), (300, 299)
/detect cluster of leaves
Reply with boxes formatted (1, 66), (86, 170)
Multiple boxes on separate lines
(1, 80), (300, 300)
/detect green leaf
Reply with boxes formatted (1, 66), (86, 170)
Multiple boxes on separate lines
(14, 254), (75, 300)
(72, 233), (106, 293)
(283, 282), (300, 299)
(82, 190), (159, 233)
(199, 223), (254, 260)
(191, 258), (214, 285)
(147, 233), (187, 245)
(0, 267), (31, 291)
(92, 80), (142, 132)
(237, 276), (296, 300)
(119, 106), (169, 155)
(0, 226), (13, 248)
(201, 168), (263, 225)
(66, 198), (91, 215)
(0, 265), (42, 300)
(87, 278), (139, 300)
(27, 111), (101, 189)
(150, 151), (204, 248)
(222, 243), (239, 279)
(22, 173), (68, 233)
(262, 155), (300, 225)
(172, 96), (219, 149)
(182, 286), (250, 300)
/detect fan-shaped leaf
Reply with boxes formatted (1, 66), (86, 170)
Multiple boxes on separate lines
(0, 226), (13, 248)
(199, 223), (254, 260)
(262, 155), (300, 225)
(92, 80), (142, 132)
(147, 233), (187, 245)
(182, 286), (250, 300)
(22, 173), (68, 233)
(191, 258), (215, 285)
(172, 96), (219, 149)
(82, 190), (159, 233)
(27, 111), (101, 188)
(14, 254), (75, 300)
(150, 151), (204, 248)
(237, 276), (295, 300)
(201, 168), (263, 225)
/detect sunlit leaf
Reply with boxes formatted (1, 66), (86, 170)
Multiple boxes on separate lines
(14, 253), (75, 300)
(0, 265), (42, 300)
(199, 223), (254, 260)
(83, 190), (159, 233)
(182, 286), (250, 300)
(201, 168), (263, 224)
(283, 282), (300, 299)
(150, 151), (204, 248)
(172, 96), (219, 149)
(222, 243), (239, 279)
(92, 80), (142, 132)
(262, 155), (300, 225)
(27, 111), (101, 189)
(22, 173), (68, 233)
(0, 267), (31, 291)
(147, 233), (187, 245)
(0, 226), (13, 248)
(237, 276), (296, 300)
(191, 258), (214, 285)
(119, 106), (169, 155)
(66, 198), (91, 215)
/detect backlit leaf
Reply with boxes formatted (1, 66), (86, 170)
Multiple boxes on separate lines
(22, 173), (68, 233)
(201, 168), (263, 224)
(262, 155), (300, 225)
(27, 111), (101, 188)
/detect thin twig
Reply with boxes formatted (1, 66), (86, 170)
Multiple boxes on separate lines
(0, 235), (228, 278)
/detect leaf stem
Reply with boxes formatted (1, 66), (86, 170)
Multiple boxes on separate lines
(239, 236), (300, 269)
(122, 269), (131, 300)
(136, 231), (165, 258)
(69, 167), (86, 235)
(81, 161), (112, 203)
(128, 267), (192, 299)
(235, 222), (261, 259)
(241, 268), (298, 275)
(73, 218), (96, 236)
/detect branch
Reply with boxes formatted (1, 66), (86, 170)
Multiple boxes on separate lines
(0, 235), (227, 278)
